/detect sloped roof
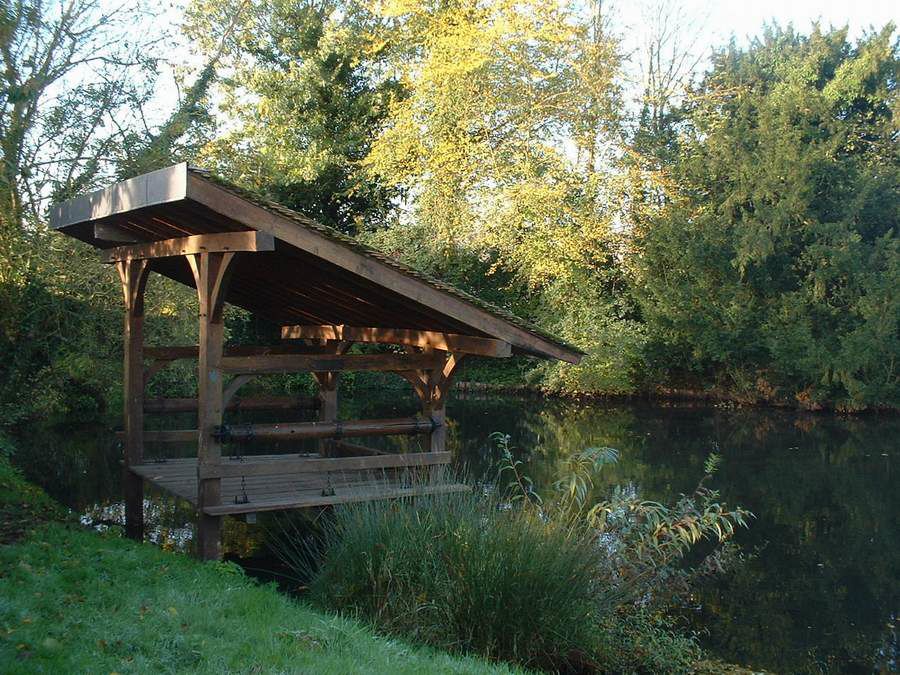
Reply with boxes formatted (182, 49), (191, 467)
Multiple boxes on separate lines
(50, 163), (584, 363)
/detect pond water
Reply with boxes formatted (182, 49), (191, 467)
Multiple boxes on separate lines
(9, 389), (899, 674)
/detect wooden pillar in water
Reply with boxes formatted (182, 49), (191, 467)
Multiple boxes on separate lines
(188, 251), (235, 561)
(314, 372), (338, 456)
(117, 259), (150, 542)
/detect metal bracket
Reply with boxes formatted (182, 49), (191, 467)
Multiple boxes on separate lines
(321, 472), (336, 497)
(233, 475), (250, 504)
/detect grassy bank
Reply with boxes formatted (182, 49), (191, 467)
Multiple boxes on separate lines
(0, 456), (520, 674)
(0, 444), (67, 544)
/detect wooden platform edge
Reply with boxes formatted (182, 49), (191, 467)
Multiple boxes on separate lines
(203, 482), (471, 516)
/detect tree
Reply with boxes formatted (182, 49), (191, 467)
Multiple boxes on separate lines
(363, 0), (643, 392)
(0, 0), (217, 422)
(0, 0), (165, 246)
(185, 0), (399, 234)
(630, 24), (899, 408)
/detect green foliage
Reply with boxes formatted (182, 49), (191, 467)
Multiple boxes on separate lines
(278, 485), (607, 672)
(594, 608), (701, 675)
(505, 436), (752, 611)
(0, 233), (201, 421)
(186, 0), (400, 234)
(630, 24), (899, 409)
(0, 454), (67, 544)
(270, 433), (751, 673)
(0, 524), (520, 674)
(356, 0), (644, 394)
(493, 432), (543, 505)
(551, 445), (619, 506)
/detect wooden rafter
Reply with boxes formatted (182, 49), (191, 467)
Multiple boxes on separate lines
(101, 231), (274, 263)
(96, 222), (140, 243)
(282, 324), (512, 358)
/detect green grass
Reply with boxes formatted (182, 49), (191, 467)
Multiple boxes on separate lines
(0, 453), (521, 674)
(0, 524), (524, 674)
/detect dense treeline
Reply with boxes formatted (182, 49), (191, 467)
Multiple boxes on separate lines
(1, 0), (897, 419)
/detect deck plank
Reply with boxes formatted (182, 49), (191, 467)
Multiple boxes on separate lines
(132, 455), (465, 514)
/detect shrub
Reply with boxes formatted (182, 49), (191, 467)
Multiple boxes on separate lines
(593, 608), (701, 675)
(274, 485), (611, 672)
(273, 441), (751, 673)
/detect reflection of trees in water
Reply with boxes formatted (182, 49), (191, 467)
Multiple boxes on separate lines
(442, 399), (898, 674)
(10, 398), (897, 673)
(688, 415), (899, 674)
(12, 421), (122, 510)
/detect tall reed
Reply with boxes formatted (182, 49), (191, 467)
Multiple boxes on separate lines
(272, 483), (612, 671)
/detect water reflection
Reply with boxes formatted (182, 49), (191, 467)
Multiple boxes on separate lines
(9, 391), (898, 674)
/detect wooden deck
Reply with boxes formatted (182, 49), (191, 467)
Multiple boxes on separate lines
(131, 454), (468, 516)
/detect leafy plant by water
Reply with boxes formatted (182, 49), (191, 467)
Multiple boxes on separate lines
(271, 440), (752, 673)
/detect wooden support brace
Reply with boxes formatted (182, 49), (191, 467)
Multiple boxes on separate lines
(101, 231), (274, 263)
(418, 352), (465, 455)
(223, 374), (255, 409)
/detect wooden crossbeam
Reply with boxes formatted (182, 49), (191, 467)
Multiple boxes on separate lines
(281, 324), (511, 358)
(198, 451), (450, 480)
(144, 395), (319, 413)
(100, 231), (275, 263)
(144, 343), (334, 361)
(219, 352), (444, 375)
(202, 483), (470, 516)
(218, 417), (438, 441)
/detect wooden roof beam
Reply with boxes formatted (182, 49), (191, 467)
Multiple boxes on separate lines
(282, 324), (512, 358)
(100, 231), (274, 263)
(186, 172), (582, 363)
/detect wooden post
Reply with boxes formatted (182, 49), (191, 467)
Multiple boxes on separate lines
(312, 340), (348, 457)
(424, 404), (447, 453)
(117, 259), (150, 542)
(314, 372), (338, 456)
(188, 251), (235, 560)
(417, 351), (464, 455)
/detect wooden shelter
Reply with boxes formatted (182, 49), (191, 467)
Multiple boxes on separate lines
(50, 163), (583, 560)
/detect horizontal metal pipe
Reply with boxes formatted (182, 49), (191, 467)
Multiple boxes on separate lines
(122, 417), (439, 444)
(215, 417), (439, 442)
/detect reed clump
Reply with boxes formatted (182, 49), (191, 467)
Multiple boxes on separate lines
(274, 485), (608, 672)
